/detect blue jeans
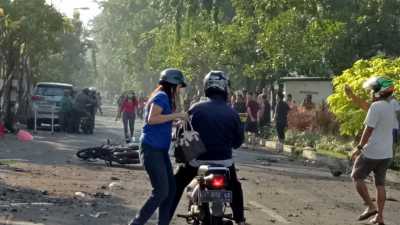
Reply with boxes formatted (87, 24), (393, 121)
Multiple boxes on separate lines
(130, 143), (176, 225)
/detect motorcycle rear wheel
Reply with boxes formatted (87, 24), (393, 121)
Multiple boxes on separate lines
(209, 216), (224, 225)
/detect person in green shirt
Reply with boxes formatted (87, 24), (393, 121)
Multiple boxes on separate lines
(60, 90), (73, 132)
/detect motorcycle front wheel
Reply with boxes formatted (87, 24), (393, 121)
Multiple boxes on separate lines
(76, 148), (99, 160)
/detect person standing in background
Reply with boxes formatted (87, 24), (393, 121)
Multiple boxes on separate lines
(96, 92), (103, 116)
(274, 92), (290, 152)
(302, 94), (316, 110)
(287, 94), (297, 110)
(233, 92), (247, 114)
(60, 90), (73, 133)
(230, 93), (237, 108)
(246, 92), (259, 145)
(258, 94), (271, 128)
(116, 91), (138, 143)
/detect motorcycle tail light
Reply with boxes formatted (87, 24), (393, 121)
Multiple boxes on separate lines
(208, 175), (226, 189)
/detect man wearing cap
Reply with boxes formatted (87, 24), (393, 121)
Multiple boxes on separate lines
(350, 77), (396, 225)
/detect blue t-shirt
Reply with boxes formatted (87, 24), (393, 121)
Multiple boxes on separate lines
(141, 91), (173, 151)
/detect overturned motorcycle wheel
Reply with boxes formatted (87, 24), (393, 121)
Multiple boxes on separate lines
(113, 151), (139, 159)
(76, 148), (98, 160)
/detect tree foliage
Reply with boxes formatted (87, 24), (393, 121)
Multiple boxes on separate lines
(92, 0), (400, 96)
(0, 0), (93, 126)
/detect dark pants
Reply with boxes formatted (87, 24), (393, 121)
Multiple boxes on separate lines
(276, 123), (287, 142)
(130, 144), (176, 225)
(88, 107), (96, 133)
(169, 164), (245, 223)
(71, 108), (89, 133)
(123, 111), (135, 140)
(59, 111), (72, 132)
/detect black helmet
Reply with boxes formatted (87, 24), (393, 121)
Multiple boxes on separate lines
(203, 70), (229, 94)
(82, 88), (90, 94)
(159, 68), (186, 87)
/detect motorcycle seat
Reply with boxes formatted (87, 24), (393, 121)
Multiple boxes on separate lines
(198, 165), (230, 177)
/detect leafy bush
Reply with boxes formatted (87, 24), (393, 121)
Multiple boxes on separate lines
(287, 104), (340, 135)
(315, 136), (352, 155)
(288, 108), (315, 132)
(258, 125), (275, 140)
(285, 130), (321, 148)
(328, 57), (400, 136)
(285, 130), (352, 159)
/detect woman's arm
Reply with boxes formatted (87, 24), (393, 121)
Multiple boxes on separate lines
(147, 103), (186, 125)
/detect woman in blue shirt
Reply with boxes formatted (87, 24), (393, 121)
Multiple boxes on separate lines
(129, 68), (187, 225)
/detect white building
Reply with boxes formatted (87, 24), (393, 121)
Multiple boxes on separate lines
(280, 77), (333, 105)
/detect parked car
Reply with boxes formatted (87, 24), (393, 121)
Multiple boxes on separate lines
(27, 82), (74, 129)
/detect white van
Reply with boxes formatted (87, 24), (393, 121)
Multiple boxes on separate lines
(28, 82), (74, 129)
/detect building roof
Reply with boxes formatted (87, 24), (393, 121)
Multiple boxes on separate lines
(280, 77), (332, 82)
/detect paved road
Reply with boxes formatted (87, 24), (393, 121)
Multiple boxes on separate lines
(0, 106), (399, 225)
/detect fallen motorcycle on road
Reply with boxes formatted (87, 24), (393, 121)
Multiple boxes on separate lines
(76, 140), (140, 166)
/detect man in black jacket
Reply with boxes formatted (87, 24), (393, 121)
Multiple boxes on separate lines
(169, 71), (246, 225)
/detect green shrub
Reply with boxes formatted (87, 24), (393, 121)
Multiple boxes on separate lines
(286, 130), (321, 148)
(285, 130), (352, 159)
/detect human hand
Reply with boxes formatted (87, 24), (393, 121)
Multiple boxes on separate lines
(344, 85), (354, 97)
(174, 112), (188, 121)
(350, 147), (362, 162)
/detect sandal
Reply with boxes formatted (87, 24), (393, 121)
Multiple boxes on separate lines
(369, 216), (385, 225)
(357, 209), (378, 221)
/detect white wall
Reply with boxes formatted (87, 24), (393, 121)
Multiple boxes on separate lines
(283, 80), (333, 105)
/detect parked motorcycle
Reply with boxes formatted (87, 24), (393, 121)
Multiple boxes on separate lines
(76, 140), (140, 166)
(178, 164), (234, 225)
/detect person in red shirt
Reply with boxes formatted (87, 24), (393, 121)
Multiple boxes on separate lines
(246, 92), (259, 147)
(116, 92), (138, 143)
(246, 92), (259, 133)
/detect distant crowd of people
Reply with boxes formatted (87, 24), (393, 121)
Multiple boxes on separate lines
(228, 87), (318, 151)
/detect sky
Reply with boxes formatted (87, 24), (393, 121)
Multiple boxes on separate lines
(46, 0), (102, 26)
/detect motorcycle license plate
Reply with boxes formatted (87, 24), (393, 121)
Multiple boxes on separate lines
(200, 190), (232, 203)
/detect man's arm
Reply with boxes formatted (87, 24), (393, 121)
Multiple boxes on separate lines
(344, 85), (369, 111)
(351, 126), (374, 161)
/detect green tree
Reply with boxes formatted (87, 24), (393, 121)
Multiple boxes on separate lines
(0, 0), (65, 126)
